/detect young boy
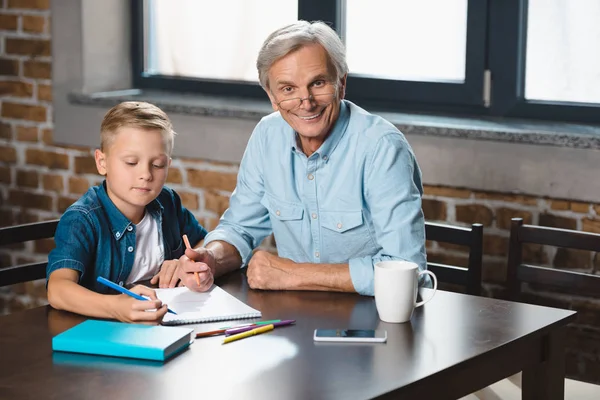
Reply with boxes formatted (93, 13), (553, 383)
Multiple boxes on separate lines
(47, 101), (211, 324)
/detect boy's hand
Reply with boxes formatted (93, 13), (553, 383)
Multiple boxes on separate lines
(111, 285), (168, 324)
(178, 247), (215, 292)
(150, 260), (181, 288)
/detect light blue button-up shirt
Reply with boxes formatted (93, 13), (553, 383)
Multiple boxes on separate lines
(204, 100), (427, 295)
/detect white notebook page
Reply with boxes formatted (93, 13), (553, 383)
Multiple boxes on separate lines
(156, 285), (261, 325)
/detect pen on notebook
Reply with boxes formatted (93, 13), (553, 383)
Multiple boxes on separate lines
(225, 319), (295, 336)
(182, 234), (201, 287)
(96, 276), (177, 315)
(222, 324), (274, 345)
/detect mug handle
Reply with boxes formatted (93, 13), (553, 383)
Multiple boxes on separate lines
(415, 270), (437, 308)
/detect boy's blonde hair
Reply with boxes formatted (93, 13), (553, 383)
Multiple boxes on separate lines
(100, 101), (176, 155)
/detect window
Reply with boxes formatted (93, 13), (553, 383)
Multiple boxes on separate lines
(132, 0), (600, 124)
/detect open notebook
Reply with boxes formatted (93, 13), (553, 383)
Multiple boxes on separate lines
(156, 285), (261, 326)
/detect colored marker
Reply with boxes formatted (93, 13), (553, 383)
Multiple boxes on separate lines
(222, 324), (274, 344)
(225, 319), (295, 336)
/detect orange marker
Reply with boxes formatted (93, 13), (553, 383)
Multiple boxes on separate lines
(182, 234), (201, 287)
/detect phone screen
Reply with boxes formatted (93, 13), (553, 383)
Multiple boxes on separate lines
(316, 329), (377, 338)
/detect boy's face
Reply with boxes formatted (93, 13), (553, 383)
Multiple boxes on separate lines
(95, 127), (171, 223)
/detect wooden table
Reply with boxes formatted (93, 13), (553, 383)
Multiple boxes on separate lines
(0, 270), (575, 400)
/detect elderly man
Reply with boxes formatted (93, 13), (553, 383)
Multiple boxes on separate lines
(179, 21), (427, 296)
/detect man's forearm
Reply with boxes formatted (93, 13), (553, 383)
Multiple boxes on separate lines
(281, 261), (355, 293)
(205, 240), (243, 278)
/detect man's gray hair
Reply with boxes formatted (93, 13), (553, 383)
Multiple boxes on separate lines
(256, 20), (348, 90)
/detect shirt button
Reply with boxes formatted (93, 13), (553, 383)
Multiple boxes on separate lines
(276, 210), (281, 216)
(311, 213), (317, 219)
(127, 226), (133, 231)
(118, 281), (124, 286)
(315, 251), (320, 258)
(127, 246), (134, 252)
(322, 155), (328, 161)
(307, 174), (314, 180)
(115, 232), (121, 238)
(337, 223), (343, 229)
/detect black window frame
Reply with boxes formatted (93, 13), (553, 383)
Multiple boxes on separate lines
(131, 0), (600, 124)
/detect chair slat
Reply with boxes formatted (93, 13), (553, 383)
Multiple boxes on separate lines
(519, 224), (600, 252)
(0, 220), (59, 246)
(0, 262), (47, 286)
(518, 265), (600, 297)
(427, 263), (469, 286)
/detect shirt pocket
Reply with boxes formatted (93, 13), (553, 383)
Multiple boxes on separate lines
(261, 195), (305, 259)
(320, 210), (377, 262)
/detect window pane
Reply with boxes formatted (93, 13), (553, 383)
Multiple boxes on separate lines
(344, 0), (468, 83)
(525, 0), (600, 104)
(146, 0), (297, 82)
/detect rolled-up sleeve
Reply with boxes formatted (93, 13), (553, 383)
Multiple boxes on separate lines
(349, 133), (427, 296)
(204, 126), (272, 265)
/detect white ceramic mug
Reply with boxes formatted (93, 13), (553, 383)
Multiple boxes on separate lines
(374, 260), (437, 323)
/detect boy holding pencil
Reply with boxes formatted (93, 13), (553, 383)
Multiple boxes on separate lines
(47, 101), (211, 324)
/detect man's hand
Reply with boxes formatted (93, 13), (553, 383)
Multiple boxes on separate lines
(247, 250), (294, 290)
(110, 285), (168, 324)
(150, 260), (181, 288)
(177, 247), (215, 292)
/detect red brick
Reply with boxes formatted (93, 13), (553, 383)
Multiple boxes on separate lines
(23, 60), (51, 79)
(0, 13), (18, 30)
(15, 210), (39, 224)
(58, 196), (78, 213)
(570, 202), (590, 213)
(204, 191), (230, 215)
(202, 216), (221, 231)
(42, 174), (64, 192)
(0, 166), (11, 184)
(37, 83), (51, 101)
(423, 185), (471, 199)
(426, 251), (468, 268)
(483, 234), (509, 257)
(22, 15), (46, 33)
(7, 0), (50, 9)
(0, 58), (19, 76)
(2, 102), (46, 122)
(25, 149), (69, 169)
(5, 38), (51, 57)
(8, 189), (53, 211)
(474, 191), (538, 206)
(550, 200), (570, 211)
(41, 128), (52, 144)
(0, 81), (34, 98)
(539, 213), (577, 230)
(0, 145), (17, 163)
(68, 176), (90, 195)
(0, 122), (12, 139)
(496, 207), (533, 230)
(553, 248), (592, 270)
(34, 238), (55, 254)
(16, 169), (38, 188)
(187, 169), (237, 192)
(455, 204), (493, 227)
(421, 199), (447, 221)
(522, 243), (549, 265)
(582, 218), (600, 234)
(166, 167), (183, 184)
(178, 191), (199, 211)
(16, 125), (38, 142)
(74, 156), (99, 174)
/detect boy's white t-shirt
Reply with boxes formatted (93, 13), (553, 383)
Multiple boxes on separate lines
(126, 212), (164, 285)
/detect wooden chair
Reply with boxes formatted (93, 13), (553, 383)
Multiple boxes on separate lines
(468, 217), (600, 400)
(0, 219), (59, 287)
(425, 222), (483, 296)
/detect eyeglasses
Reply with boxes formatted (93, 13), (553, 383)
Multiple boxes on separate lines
(275, 91), (337, 111)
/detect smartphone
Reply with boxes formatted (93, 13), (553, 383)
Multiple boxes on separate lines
(313, 329), (387, 343)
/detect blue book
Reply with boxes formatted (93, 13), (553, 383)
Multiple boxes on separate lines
(52, 320), (194, 362)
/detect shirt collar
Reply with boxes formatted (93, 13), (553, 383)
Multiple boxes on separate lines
(290, 100), (350, 162)
(97, 180), (163, 241)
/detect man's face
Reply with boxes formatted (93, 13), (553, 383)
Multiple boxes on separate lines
(267, 43), (347, 145)
(95, 127), (171, 223)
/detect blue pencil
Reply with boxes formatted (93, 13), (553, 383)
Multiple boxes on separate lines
(97, 276), (177, 314)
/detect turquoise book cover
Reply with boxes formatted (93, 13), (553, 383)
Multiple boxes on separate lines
(52, 320), (193, 362)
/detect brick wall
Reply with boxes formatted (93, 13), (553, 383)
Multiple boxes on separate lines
(1, 0), (599, 384)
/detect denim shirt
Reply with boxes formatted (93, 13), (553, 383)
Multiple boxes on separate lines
(47, 182), (207, 293)
(205, 100), (427, 296)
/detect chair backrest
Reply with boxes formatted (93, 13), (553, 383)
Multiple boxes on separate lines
(425, 221), (483, 296)
(0, 219), (59, 287)
(507, 217), (600, 301)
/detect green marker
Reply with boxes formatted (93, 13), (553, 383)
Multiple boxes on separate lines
(218, 319), (281, 330)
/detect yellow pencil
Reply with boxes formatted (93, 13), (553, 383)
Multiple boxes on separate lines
(222, 324), (275, 344)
